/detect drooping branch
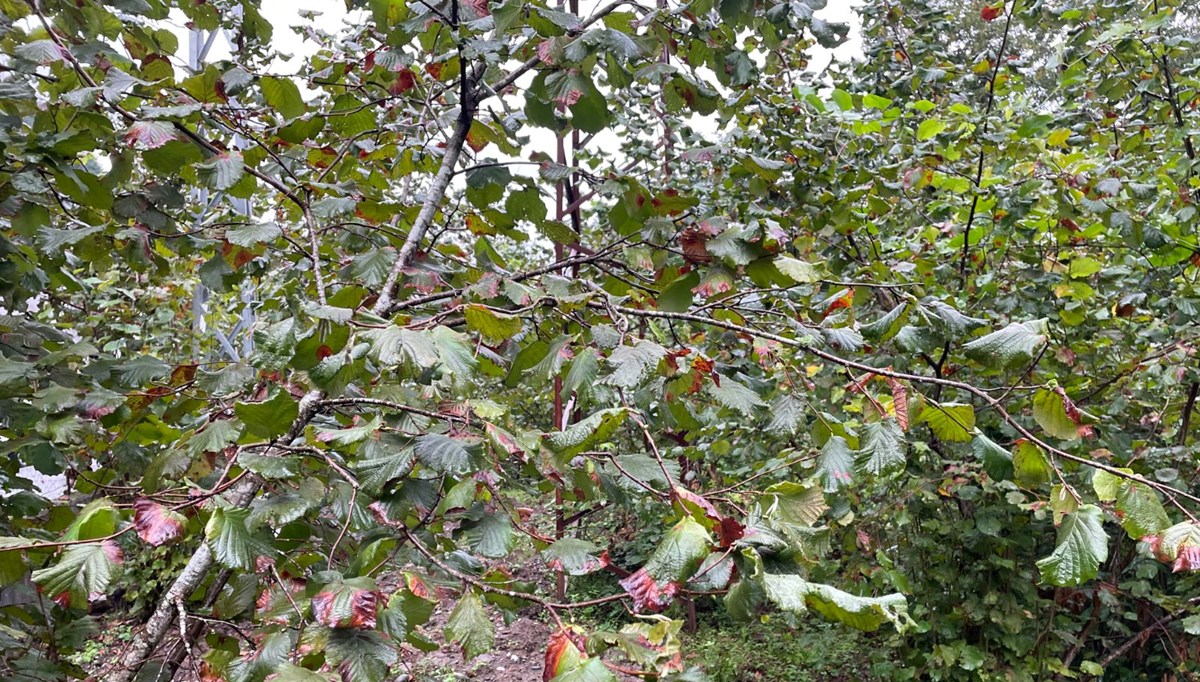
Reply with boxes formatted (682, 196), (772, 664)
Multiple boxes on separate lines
(586, 301), (1200, 511)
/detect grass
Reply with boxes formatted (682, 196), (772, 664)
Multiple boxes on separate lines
(686, 611), (877, 682)
(564, 574), (881, 681)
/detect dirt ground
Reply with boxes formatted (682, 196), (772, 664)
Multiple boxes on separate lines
(402, 606), (552, 681)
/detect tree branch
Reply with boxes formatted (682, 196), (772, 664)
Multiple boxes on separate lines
(587, 301), (1200, 511)
(960, 0), (1017, 283)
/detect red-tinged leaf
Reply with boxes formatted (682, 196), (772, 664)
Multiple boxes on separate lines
(680, 228), (712, 264)
(752, 339), (778, 367)
(466, 131), (488, 152)
(316, 344), (334, 360)
(124, 121), (177, 149)
(718, 517), (746, 548)
(256, 577), (305, 624)
(199, 661), (222, 682)
(133, 499), (185, 546)
(888, 378), (910, 431)
(101, 540), (123, 564)
(311, 581), (380, 629)
(822, 289), (854, 319)
(555, 88), (581, 106)
(425, 62), (443, 79)
(619, 568), (680, 613)
(464, 0), (489, 17)
(674, 487), (722, 526)
(406, 573), (431, 599)
(485, 422), (525, 458)
(543, 629), (587, 681)
(1055, 386), (1082, 424)
(1175, 545), (1200, 572)
(537, 40), (558, 66)
(364, 50), (376, 71)
(390, 69), (416, 95)
(981, 3), (1002, 21)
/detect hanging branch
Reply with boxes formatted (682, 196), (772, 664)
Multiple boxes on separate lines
(585, 301), (1200, 512)
(960, 0), (1018, 283)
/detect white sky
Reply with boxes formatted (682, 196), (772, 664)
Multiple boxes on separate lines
(181, 2), (865, 193)
(197, 1), (864, 77)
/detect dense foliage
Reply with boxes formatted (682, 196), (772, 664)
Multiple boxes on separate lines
(2, 0), (1200, 680)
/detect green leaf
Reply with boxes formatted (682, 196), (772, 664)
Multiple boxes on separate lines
(545, 407), (628, 457)
(917, 118), (946, 141)
(602, 340), (666, 389)
(317, 416), (381, 446)
(761, 572), (911, 632)
(238, 452), (301, 478)
(707, 376), (765, 417)
(117, 355), (171, 385)
(860, 302), (911, 344)
(252, 318), (297, 372)
(1013, 440), (1051, 488)
(15, 39), (66, 65)
(205, 507), (258, 571)
(917, 401), (975, 442)
(1115, 480), (1170, 539)
(816, 436), (855, 492)
(364, 325), (439, 369)
(972, 433), (1013, 481)
(657, 271), (699, 312)
(325, 628), (396, 682)
(355, 438), (415, 492)
(856, 419), (906, 475)
(1032, 388), (1088, 440)
(63, 498), (118, 541)
(1036, 505), (1108, 586)
(542, 538), (608, 576)
(759, 481), (827, 528)
(1092, 468), (1130, 502)
(32, 542), (122, 608)
(606, 454), (679, 493)
(188, 420), (243, 456)
(0, 356), (34, 385)
(270, 664), (338, 682)
(465, 514), (514, 558)
(445, 592), (494, 659)
(765, 394), (805, 436)
(775, 256), (822, 283)
(261, 76), (306, 120)
(551, 658), (618, 682)
(197, 152), (244, 190)
(226, 222), (282, 247)
(235, 390), (299, 440)
(963, 319), (1049, 369)
(463, 305), (524, 344)
(429, 326), (477, 377)
(413, 434), (476, 475)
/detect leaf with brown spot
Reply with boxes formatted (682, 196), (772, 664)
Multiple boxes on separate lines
(133, 499), (186, 546)
(311, 578), (380, 629)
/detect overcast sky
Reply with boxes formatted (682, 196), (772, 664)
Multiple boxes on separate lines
(192, 1), (864, 75)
